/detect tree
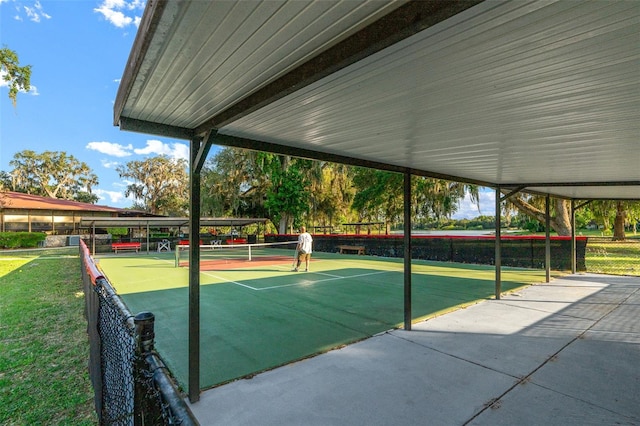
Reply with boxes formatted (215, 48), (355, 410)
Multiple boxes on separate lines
(589, 200), (640, 240)
(352, 169), (403, 233)
(0, 171), (11, 190)
(308, 163), (356, 232)
(264, 158), (311, 234)
(504, 194), (572, 236)
(1, 47), (32, 106)
(117, 156), (189, 215)
(8, 150), (99, 203)
(507, 195), (640, 239)
(352, 169), (473, 233)
(201, 148), (315, 233)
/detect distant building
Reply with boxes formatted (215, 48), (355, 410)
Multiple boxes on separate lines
(0, 191), (148, 234)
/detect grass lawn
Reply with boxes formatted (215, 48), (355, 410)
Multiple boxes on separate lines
(586, 239), (640, 276)
(0, 248), (96, 425)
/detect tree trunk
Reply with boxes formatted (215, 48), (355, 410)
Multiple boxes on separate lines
(553, 199), (572, 236)
(504, 193), (572, 236)
(613, 201), (626, 241)
(278, 216), (288, 235)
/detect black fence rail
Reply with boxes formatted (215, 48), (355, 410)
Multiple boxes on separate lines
(80, 240), (197, 425)
(267, 234), (588, 271)
(586, 238), (640, 276)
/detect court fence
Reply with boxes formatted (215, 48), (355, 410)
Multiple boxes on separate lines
(267, 234), (588, 271)
(585, 237), (640, 276)
(80, 240), (197, 425)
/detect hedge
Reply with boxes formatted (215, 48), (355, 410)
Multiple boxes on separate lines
(0, 232), (47, 249)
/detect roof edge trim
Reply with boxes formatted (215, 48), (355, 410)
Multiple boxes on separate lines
(113, 0), (168, 126)
(119, 117), (195, 141)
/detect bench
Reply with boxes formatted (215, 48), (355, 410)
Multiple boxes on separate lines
(337, 245), (365, 255)
(178, 240), (203, 246)
(112, 242), (141, 253)
(226, 238), (247, 244)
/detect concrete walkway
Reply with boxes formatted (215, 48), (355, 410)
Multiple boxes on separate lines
(188, 274), (640, 425)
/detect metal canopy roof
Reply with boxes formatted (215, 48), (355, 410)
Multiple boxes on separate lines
(114, 0), (640, 200)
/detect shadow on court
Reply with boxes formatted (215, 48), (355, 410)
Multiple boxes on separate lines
(110, 258), (544, 389)
(187, 273), (640, 425)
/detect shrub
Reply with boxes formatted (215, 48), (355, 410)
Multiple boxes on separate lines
(0, 232), (47, 249)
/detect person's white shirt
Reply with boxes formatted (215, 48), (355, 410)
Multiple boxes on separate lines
(298, 231), (312, 254)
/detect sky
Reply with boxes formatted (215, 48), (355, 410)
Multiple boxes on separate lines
(0, 0), (493, 219)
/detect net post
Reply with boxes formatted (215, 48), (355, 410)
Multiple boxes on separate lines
(248, 245), (252, 261)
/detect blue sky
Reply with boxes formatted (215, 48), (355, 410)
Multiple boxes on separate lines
(0, 0), (492, 218)
(1, 0), (193, 208)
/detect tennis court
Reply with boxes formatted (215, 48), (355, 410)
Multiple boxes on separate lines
(96, 243), (550, 390)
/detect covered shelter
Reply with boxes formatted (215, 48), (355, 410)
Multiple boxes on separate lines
(79, 216), (269, 254)
(113, 0), (640, 401)
(0, 191), (140, 234)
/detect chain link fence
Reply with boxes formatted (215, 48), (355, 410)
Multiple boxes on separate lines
(80, 241), (197, 425)
(586, 238), (640, 276)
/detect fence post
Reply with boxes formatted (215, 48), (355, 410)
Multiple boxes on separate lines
(134, 312), (155, 426)
(135, 311), (155, 353)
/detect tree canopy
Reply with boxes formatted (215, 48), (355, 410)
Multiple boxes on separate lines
(117, 156), (189, 215)
(1, 47), (32, 107)
(200, 147), (478, 234)
(6, 150), (98, 203)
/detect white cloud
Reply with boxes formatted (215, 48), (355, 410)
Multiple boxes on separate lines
(451, 188), (496, 220)
(23, 0), (50, 22)
(100, 159), (120, 169)
(94, 0), (145, 28)
(3, 0), (51, 22)
(94, 189), (125, 204)
(113, 179), (133, 188)
(134, 140), (189, 160)
(86, 141), (133, 157)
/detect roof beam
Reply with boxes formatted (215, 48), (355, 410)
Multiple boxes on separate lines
(195, 0), (483, 135)
(118, 117), (194, 140)
(213, 133), (494, 187)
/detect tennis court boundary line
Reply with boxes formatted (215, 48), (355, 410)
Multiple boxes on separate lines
(202, 270), (392, 291)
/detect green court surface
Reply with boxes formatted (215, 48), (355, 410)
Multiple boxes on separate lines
(96, 249), (548, 390)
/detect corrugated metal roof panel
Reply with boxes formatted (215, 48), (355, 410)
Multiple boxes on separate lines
(115, 0), (640, 200)
(120, 0), (407, 129)
(221, 0), (639, 189)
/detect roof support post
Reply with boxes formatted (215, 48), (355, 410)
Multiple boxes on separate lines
(571, 200), (576, 274)
(403, 171), (412, 330)
(495, 186), (502, 300)
(545, 194), (551, 283)
(188, 136), (202, 403)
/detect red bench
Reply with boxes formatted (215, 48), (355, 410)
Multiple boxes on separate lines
(112, 242), (141, 253)
(178, 240), (203, 246)
(226, 238), (247, 244)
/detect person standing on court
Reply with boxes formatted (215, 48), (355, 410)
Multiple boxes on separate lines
(293, 226), (313, 272)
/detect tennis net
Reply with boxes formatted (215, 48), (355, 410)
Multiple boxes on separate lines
(175, 241), (298, 269)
